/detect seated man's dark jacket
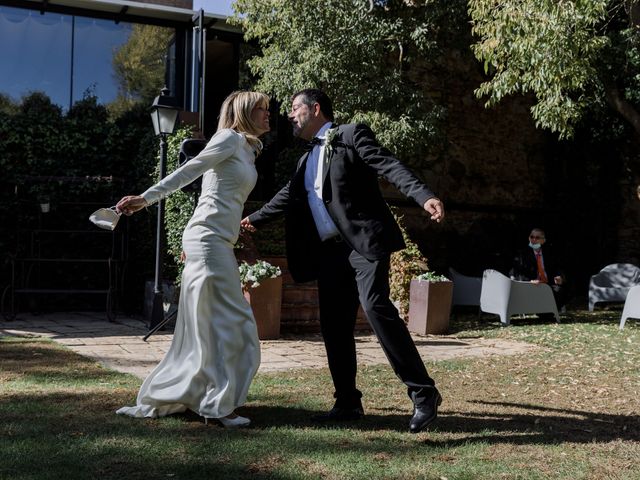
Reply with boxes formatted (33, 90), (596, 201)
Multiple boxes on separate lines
(510, 245), (564, 284)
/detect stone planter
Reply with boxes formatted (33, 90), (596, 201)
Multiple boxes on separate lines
(244, 276), (282, 340)
(407, 279), (453, 335)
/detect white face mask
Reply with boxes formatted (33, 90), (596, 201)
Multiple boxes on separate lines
(89, 206), (121, 231)
(529, 242), (542, 250)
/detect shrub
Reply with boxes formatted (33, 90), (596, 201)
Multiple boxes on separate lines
(389, 207), (429, 321)
(161, 126), (196, 285)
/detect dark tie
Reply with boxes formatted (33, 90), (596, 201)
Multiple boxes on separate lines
(303, 137), (323, 152)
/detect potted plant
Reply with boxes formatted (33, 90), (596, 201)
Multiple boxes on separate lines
(389, 207), (429, 320)
(239, 259), (283, 340)
(29, 183), (53, 213)
(407, 271), (453, 335)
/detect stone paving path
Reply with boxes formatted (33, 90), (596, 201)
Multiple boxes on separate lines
(0, 312), (538, 379)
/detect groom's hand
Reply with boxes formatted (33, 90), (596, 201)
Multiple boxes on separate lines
(423, 198), (444, 223)
(241, 216), (256, 232)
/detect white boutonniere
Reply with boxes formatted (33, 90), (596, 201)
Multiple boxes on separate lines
(324, 127), (339, 157)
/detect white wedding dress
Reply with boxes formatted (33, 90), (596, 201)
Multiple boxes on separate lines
(116, 128), (260, 420)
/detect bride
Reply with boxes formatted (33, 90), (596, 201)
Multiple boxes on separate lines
(115, 90), (270, 428)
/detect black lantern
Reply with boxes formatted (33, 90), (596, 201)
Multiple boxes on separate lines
(148, 87), (179, 332)
(150, 87), (179, 136)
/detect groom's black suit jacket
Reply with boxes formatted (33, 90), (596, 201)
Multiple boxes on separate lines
(248, 123), (436, 282)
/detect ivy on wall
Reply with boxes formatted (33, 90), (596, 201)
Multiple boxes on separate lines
(160, 126), (196, 285)
(0, 91), (158, 312)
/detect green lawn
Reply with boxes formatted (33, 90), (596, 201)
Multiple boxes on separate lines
(1, 310), (638, 480)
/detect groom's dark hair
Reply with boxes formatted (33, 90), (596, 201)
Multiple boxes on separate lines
(292, 88), (334, 121)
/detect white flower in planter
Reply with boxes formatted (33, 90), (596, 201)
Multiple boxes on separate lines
(415, 271), (451, 282)
(239, 260), (282, 289)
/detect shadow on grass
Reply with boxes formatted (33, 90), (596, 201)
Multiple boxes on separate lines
(428, 400), (640, 446)
(3, 390), (638, 445)
(2, 371), (639, 479)
(251, 403), (639, 444)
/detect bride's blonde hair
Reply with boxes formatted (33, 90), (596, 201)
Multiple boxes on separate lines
(217, 90), (270, 154)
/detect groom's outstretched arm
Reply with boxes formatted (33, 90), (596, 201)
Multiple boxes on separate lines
(242, 181), (292, 231)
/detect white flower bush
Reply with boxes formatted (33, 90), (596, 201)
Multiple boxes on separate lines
(239, 259), (282, 289)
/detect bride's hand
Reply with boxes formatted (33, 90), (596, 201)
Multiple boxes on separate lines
(116, 195), (147, 215)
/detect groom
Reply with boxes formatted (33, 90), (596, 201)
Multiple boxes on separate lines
(241, 88), (444, 433)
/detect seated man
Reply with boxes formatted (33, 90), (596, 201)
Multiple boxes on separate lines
(510, 227), (568, 311)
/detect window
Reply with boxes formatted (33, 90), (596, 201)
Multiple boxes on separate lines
(0, 6), (175, 109)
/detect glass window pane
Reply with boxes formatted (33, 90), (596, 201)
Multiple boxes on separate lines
(72, 17), (132, 105)
(0, 6), (177, 109)
(0, 6), (71, 107)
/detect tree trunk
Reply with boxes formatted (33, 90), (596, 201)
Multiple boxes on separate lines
(604, 83), (640, 185)
(604, 84), (640, 139)
(628, 0), (640, 28)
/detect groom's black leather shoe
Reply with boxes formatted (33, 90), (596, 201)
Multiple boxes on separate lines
(311, 405), (364, 422)
(409, 391), (442, 433)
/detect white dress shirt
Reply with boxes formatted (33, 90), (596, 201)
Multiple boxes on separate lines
(304, 122), (340, 241)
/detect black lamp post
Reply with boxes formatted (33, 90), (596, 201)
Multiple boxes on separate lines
(148, 87), (179, 330)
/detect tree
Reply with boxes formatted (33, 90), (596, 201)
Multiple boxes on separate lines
(110, 24), (173, 116)
(231, 0), (465, 161)
(469, 0), (640, 146)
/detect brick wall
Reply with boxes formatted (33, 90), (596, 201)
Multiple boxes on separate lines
(382, 46), (551, 279)
(384, 43), (636, 303)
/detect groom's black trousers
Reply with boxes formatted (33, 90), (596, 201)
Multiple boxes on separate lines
(316, 238), (436, 408)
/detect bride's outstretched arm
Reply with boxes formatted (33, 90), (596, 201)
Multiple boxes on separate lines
(116, 195), (148, 216)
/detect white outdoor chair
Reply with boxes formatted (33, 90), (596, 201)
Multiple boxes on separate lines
(449, 268), (482, 307)
(480, 269), (559, 326)
(620, 284), (640, 330)
(588, 263), (640, 311)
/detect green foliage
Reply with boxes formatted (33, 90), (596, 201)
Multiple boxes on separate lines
(0, 93), (19, 115)
(350, 108), (445, 165)
(244, 209), (286, 257)
(62, 94), (120, 181)
(0, 91), (156, 203)
(468, 0), (640, 140)
(0, 92), (158, 310)
(389, 208), (429, 321)
(161, 126), (196, 285)
(231, 0), (459, 160)
(4, 92), (65, 177)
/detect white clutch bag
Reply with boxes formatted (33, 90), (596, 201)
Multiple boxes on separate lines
(89, 206), (121, 231)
